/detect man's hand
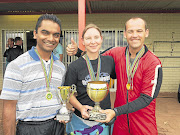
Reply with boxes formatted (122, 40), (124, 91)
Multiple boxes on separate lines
(56, 107), (75, 124)
(80, 105), (93, 119)
(66, 38), (78, 56)
(57, 120), (68, 125)
(95, 109), (116, 123)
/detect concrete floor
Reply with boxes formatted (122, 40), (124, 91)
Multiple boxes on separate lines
(0, 92), (180, 135)
(156, 95), (180, 135)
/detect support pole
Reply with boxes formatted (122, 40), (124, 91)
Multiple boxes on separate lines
(78, 0), (86, 51)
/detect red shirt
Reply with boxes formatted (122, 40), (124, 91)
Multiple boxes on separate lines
(104, 46), (162, 135)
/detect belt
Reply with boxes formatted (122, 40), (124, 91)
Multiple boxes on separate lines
(18, 118), (54, 125)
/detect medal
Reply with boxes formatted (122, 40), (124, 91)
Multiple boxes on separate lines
(35, 48), (54, 100)
(126, 83), (131, 90)
(46, 92), (53, 100)
(126, 46), (145, 91)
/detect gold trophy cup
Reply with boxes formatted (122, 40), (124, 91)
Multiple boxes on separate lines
(56, 84), (76, 121)
(87, 81), (109, 120)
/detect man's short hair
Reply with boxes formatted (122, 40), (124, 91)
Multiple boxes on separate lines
(15, 37), (22, 43)
(125, 17), (148, 31)
(9, 38), (14, 43)
(35, 14), (61, 33)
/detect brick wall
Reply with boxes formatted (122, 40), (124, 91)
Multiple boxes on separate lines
(0, 13), (180, 92)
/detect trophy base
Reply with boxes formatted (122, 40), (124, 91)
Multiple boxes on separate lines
(56, 112), (72, 121)
(88, 110), (106, 120)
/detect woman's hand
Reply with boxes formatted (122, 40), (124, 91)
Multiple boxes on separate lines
(80, 105), (93, 119)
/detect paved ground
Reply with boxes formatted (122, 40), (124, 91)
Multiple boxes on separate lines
(156, 95), (180, 135)
(0, 92), (180, 135)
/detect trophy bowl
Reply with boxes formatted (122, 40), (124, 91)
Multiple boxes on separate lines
(56, 84), (76, 121)
(87, 81), (109, 120)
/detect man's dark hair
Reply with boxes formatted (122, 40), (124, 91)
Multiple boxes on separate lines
(15, 37), (22, 43)
(35, 14), (61, 33)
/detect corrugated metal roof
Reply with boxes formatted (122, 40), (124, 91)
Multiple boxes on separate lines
(0, 0), (180, 15)
(88, 1), (180, 13)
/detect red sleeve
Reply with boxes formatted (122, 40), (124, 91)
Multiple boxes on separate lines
(102, 47), (114, 56)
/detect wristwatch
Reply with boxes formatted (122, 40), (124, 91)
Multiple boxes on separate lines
(113, 108), (118, 118)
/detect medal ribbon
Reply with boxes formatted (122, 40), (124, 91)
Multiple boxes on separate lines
(84, 53), (101, 81)
(35, 48), (53, 92)
(126, 46), (145, 90)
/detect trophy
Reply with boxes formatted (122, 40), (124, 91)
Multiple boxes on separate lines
(56, 84), (76, 121)
(87, 81), (109, 120)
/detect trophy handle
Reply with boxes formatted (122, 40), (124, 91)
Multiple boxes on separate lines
(70, 84), (77, 98)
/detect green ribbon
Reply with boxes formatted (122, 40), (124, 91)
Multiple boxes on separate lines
(126, 46), (145, 89)
(84, 53), (101, 81)
(35, 48), (53, 91)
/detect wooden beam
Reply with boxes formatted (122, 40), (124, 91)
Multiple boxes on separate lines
(88, 0), (171, 1)
(0, 11), (78, 15)
(87, 0), (92, 14)
(78, 0), (86, 51)
(1, 9), (179, 15)
(91, 9), (180, 13)
(0, 0), (78, 3)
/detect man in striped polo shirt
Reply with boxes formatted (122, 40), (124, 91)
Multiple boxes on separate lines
(1, 14), (66, 135)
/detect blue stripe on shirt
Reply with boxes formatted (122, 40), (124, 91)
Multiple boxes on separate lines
(3, 88), (21, 93)
(16, 103), (60, 111)
(4, 77), (23, 83)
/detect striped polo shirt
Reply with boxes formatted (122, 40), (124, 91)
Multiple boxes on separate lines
(0, 46), (66, 121)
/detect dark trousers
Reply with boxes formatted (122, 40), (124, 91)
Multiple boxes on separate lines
(16, 118), (64, 135)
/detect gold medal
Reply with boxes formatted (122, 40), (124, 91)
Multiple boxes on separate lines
(46, 92), (53, 100)
(126, 46), (145, 92)
(126, 83), (131, 90)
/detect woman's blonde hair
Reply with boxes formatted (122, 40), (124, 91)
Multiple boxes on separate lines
(82, 24), (102, 39)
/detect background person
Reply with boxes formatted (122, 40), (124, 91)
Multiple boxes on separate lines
(4, 37), (23, 63)
(0, 14), (66, 135)
(4, 38), (14, 50)
(3, 38), (14, 66)
(66, 17), (163, 135)
(65, 24), (116, 135)
(53, 41), (63, 62)
(14, 37), (23, 47)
